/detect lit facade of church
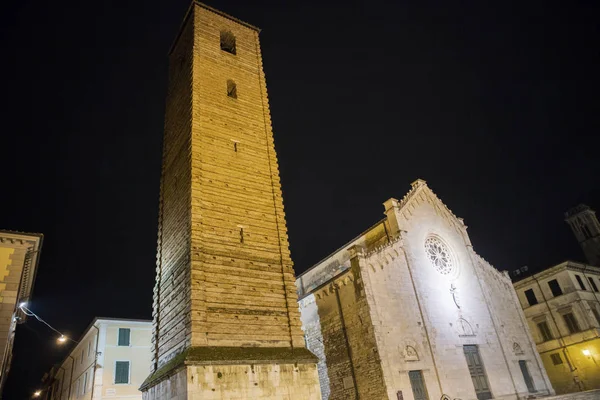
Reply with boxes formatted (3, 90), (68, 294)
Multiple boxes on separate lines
(297, 180), (554, 400)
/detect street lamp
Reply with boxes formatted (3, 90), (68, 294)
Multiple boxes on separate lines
(33, 390), (41, 397)
(57, 335), (67, 344)
(582, 349), (591, 357)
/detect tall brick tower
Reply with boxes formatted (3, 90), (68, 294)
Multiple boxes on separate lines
(140, 2), (321, 399)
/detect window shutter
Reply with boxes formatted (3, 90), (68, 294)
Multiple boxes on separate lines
(115, 361), (129, 384)
(118, 328), (131, 346)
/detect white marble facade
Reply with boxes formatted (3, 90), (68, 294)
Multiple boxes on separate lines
(297, 179), (554, 400)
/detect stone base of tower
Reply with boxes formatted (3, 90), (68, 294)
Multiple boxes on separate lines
(141, 347), (322, 400)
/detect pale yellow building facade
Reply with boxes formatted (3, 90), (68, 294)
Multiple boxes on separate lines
(42, 318), (151, 400)
(514, 261), (600, 394)
(0, 230), (43, 397)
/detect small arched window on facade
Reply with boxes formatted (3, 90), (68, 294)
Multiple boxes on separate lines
(220, 30), (236, 55)
(227, 80), (237, 99)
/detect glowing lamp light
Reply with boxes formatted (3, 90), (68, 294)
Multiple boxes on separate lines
(58, 335), (67, 344)
(19, 302), (27, 308)
(582, 349), (591, 356)
(33, 390), (42, 397)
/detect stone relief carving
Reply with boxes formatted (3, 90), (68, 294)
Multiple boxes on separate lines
(450, 283), (461, 309)
(513, 341), (524, 355)
(457, 317), (475, 337)
(400, 340), (420, 361)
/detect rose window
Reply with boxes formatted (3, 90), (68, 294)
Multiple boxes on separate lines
(424, 236), (455, 275)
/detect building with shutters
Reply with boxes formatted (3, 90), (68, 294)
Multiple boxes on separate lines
(514, 262), (600, 394)
(39, 318), (151, 400)
(0, 230), (43, 397)
(296, 179), (554, 400)
(511, 204), (600, 395)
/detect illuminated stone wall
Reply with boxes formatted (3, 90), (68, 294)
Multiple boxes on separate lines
(145, 2), (320, 398)
(298, 180), (553, 400)
(0, 231), (42, 394)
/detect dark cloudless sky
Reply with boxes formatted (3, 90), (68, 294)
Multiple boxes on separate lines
(1, 0), (598, 397)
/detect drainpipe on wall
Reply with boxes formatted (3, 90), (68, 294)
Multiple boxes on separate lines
(532, 276), (575, 370)
(90, 324), (100, 399)
(67, 355), (75, 400)
(57, 366), (66, 400)
(531, 275), (582, 392)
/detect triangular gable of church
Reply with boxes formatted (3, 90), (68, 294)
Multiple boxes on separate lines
(393, 179), (467, 235)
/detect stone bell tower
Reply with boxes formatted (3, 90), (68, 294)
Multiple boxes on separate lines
(565, 204), (600, 266)
(141, 2), (321, 399)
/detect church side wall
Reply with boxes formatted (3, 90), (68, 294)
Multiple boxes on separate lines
(474, 256), (554, 396)
(299, 269), (386, 400)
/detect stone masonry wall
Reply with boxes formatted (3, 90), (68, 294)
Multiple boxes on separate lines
(299, 268), (387, 400)
(152, 11), (194, 369)
(187, 4), (303, 349)
(143, 364), (321, 400)
(299, 294), (331, 399)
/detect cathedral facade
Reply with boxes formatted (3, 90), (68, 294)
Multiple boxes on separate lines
(297, 180), (554, 400)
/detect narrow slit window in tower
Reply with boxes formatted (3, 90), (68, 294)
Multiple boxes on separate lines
(240, 227), (244, 243)
(227, 80), (237, 99)
(220, 30), (236, 54)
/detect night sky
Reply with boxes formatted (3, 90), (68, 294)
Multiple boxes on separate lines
(1, 0), (599, 398)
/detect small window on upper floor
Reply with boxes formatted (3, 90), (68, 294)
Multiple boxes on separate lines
(589, 277), (599, 292)
(550, 353), (563, 365)
(220, 30), (236, 55)
(227, 80), (237, 99)
(524, 289), (538, 306)
(548, 279), (563, 297)
(575, 274), (587, 291)
(118, 328), (131, 346)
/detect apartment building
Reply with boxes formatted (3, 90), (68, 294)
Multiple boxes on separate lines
(40, 318), (151, 400)
(514, 261), (600, 394)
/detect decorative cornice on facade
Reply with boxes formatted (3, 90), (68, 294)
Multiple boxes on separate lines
(565, 204), (593, 219)
(364, 234), (402, 259)
(396, 179), (465, 230)
(513, 260), (600, 288)
(471, 251), (514, 288)
(0, 230), (44, 311)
